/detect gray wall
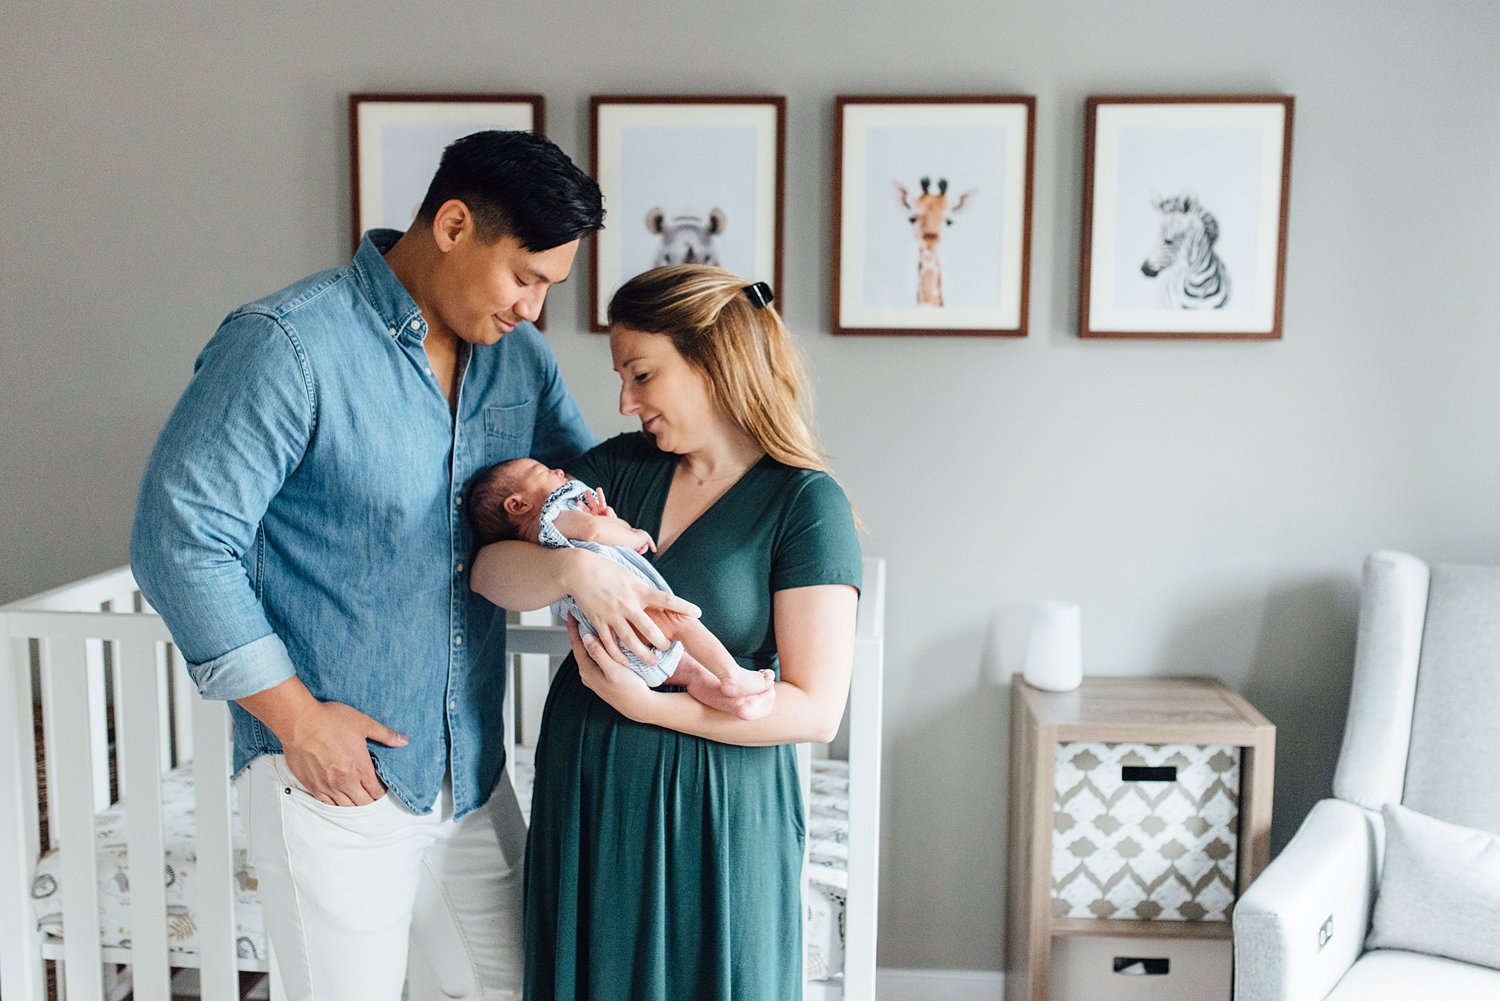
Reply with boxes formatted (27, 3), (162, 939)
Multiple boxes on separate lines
(5, 0), (1497, 974)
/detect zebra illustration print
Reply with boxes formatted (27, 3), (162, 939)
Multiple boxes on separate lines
(1141, 193), (1231, 309)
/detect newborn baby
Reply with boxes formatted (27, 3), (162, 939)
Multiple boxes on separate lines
(467, 458), (777, 720)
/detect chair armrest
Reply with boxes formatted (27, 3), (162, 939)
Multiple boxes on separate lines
(1234, 799), (1381, 1001)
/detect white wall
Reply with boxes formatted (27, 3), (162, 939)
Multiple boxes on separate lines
(4, 0), (1497, 974)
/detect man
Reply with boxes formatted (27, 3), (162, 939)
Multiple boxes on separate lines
(131, 130), (690, 1000)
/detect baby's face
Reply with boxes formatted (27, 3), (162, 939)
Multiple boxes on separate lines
(511, 460), (569, 506)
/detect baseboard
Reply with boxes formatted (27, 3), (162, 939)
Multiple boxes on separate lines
(877, 967), (1005, 1001)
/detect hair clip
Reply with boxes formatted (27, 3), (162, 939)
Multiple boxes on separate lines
(744, 281), (775, 309)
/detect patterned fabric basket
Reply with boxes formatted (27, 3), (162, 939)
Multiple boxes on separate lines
(1051, 742), (1240, 922)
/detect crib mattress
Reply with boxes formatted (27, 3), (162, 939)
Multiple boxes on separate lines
(31, 750), (853, 983)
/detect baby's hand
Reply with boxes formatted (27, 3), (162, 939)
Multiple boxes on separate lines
(580, 487), (615, 519)
(629, 528), (656, 555)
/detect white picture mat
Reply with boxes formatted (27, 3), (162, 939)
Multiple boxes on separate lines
(1087, 102), (1286, 333)
(595, 103), (779, 328)
(839, 102), (1028, 330)
(356, 101), (537, 236)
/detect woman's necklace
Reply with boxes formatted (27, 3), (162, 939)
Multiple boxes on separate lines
(682, 466), (747, 486)
(678, 455), (759, 488)
(659, 451), (763, 554)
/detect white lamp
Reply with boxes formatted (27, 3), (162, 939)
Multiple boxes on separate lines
(1023, 601), (1083, 692)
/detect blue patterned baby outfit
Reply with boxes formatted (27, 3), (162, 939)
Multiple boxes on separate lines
(540, 480), (682, 687)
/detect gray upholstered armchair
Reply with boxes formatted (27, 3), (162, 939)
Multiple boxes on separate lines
(1234, 551), (1500, 999)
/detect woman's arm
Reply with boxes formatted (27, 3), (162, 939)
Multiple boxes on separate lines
(471, 540), (699, 663)
(573, 583), (858, 745)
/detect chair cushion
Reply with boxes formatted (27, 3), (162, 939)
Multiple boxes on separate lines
(1325, 950), (1500, 1000)
(1366, 804), (1500, 970)
(1403, 562), (1500, 834)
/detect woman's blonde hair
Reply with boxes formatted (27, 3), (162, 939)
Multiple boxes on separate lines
(608, 265), (830, 474)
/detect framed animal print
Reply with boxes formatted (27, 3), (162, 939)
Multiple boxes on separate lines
(590, 95), (786, 332)
(1080, 95), (1294, 340)
(832, 95), (1035, 337)
(349, 93), (544, 253)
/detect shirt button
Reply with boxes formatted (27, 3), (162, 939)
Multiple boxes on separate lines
(455, 496), (463, 506)
(456, 562), (464, 573)
(410, 319), (422, 330)
(454, 635), (463, 646)
(387, 327), (397, 337)
(425, 367), (433, 376)
(449, 699), (457, 710)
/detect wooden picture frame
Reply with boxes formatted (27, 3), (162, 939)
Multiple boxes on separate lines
(589, 95), (786, 332)
(348, 93), (545, 253)
(832, 95), (1035, 337)
(1080, 95), (1294, 340)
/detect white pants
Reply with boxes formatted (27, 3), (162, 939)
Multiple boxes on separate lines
(237, 754), (526, 1001)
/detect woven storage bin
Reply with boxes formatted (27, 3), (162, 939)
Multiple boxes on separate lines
(1051, 742), (1240, 922)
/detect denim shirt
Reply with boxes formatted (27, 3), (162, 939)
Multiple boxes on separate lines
(131, 230), (595, 817)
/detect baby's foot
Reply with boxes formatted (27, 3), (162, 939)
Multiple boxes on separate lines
(716, 664), (776, 699)
(682, 665), (776, 719)
(730, 684), (776, 721)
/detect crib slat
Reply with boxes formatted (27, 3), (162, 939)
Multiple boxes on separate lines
(171, 646), (195, 766)
(842, 632), (885, 1001)
(39, 648), (63, 854)
(108, 591), (137, 802)
(119, 639), (171, 1001)
(516, 609), (553, 746)
(192, 697), (239, 1001)
(84, 636), (111, 815)
(502, 650), (516, 780)
(0, 634), (46, 1001)
(42, 637), (107, 1000)
(155, 644), (174, 772)
(796, 739), (813, 979)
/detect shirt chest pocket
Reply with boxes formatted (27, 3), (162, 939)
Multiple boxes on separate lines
(484, 401), (536, 463)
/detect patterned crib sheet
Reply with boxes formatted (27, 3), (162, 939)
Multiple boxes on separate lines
(804, 759), (850, 983)
(32, 749), (855, 983)
(31, 762), (267, 962)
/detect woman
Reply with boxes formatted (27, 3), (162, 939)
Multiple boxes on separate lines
(472, 265), (861, 1000)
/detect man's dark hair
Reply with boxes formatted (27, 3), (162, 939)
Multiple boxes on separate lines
(416, 131), (604, 251)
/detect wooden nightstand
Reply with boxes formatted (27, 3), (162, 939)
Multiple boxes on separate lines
(1005, 676), (1275, 1001)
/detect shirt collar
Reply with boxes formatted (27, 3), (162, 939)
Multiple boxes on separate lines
(352, 229), (430, 342)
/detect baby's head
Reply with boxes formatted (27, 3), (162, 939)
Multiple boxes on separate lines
(467, 458), (569, 546)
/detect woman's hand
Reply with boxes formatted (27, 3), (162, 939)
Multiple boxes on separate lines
(569, 618), (656, 722)
(470, 541), (698, 667)
(564, 550), (697, 665)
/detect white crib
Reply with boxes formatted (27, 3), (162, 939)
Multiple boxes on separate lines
(0, 559), (884, 1001)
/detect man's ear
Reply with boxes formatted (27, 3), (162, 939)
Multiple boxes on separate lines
(503, 494), (533, 517)
(430, 199), (472, 252)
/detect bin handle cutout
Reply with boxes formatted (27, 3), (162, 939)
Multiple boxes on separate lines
(1121, 765), (1177, 782)
(1113, 957), (1171, 976)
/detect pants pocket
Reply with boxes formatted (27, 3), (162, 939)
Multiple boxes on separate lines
(269, 753), (394, 834)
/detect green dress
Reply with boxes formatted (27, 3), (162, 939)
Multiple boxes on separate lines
(523, 432), (862, 1001)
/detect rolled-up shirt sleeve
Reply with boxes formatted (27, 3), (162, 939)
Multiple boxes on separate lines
(131, 310), (314, 701)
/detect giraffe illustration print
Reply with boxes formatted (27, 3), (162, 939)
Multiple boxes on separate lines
(894, 176), (977, 307)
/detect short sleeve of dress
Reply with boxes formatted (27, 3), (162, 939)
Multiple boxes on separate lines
(770, 472), (862, 594)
